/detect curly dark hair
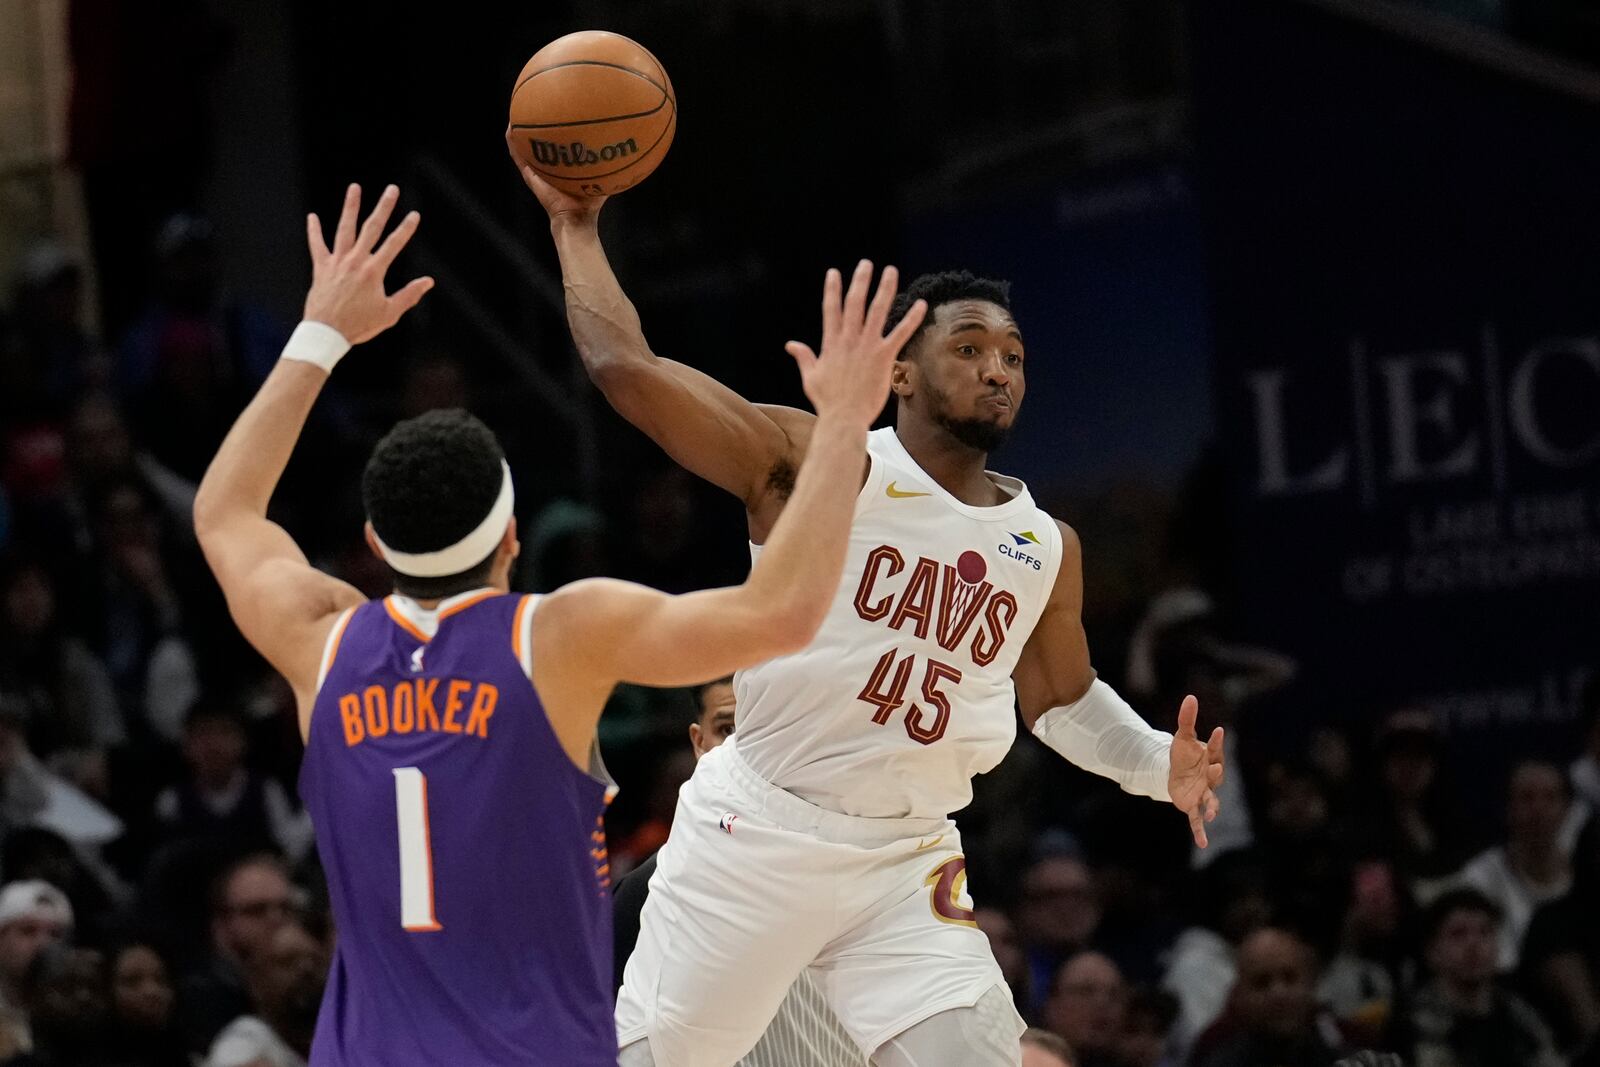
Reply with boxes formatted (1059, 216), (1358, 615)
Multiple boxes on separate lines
(886, 270), (1013, 359)
(361, 410), (508, 599)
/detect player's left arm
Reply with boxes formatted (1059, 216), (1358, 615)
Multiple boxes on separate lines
(194, 184), (433, 711)
(1012, 519), (1226, 847)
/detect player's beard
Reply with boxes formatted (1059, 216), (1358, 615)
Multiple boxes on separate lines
(926, 380), (1014, 453)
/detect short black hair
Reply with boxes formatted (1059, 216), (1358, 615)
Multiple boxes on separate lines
(1421, 887), (1499, 949)
(362, 410), (508, 599)
(694, 677), (735, 719)
(886, 270), (1012, 360)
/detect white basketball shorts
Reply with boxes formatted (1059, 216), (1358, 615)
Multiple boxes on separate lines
(614, 738), (1022, 1066)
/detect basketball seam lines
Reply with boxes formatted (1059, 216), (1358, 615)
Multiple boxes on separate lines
(508, 98), (667, 130)
(518, 98), (676, 183)
(512, 60), (672, 100)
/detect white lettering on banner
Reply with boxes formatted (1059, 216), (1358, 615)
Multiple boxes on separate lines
(1250, 326), (1600, 501)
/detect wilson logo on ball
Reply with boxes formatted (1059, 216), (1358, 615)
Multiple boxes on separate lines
(529, 137), (640, 168)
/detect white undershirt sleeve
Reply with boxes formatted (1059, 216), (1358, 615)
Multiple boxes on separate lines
(1031, 678), (1173, 801)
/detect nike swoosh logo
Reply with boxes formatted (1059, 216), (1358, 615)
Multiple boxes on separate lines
(913, 834), (946, 852)
(886, 482), (932, 499)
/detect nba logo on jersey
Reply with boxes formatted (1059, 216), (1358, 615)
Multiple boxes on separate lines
(409, 646), (425, 672)
(718, 811), (739, 834)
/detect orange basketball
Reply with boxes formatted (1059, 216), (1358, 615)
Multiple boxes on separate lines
(508, 31), (676, 198)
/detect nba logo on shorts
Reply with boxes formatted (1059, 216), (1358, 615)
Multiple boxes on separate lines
(718, 812), (739, 834)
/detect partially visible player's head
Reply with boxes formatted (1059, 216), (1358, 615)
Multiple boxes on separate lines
(886, 271), (1021, 454)
(688, 676), (736, 760)
(361, 410), (520, 599)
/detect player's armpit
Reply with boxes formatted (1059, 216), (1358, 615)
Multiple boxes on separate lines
(197, 517), (362, 697)
(1011, 519), (1095, 730)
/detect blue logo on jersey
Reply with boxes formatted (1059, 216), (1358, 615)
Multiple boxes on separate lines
(718, 812), (739, 834)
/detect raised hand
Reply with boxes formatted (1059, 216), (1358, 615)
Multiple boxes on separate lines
(784, 260), (927, 430)
(303, 184), (434, 344)
(1168, 694), (1226, 848)
(506, 129), (606, 225)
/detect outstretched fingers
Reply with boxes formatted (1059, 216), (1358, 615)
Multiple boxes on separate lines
(332, 184), (362, 257)
(820, 268), (843, 352)
(784, 340), (818, 374)
(863, 265), (899, 338)
(1175, 694), (1199, 740)
(882, 298), (927, 355)
(306, 213), (330, 273)
(840, 259), (873, 340)
(387, 276), (435, 318)
(373, 211), (422, 270)
(355, 185), (400, 255)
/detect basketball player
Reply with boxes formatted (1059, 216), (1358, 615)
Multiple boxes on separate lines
(192, 182), (927, 1065)
(614, 678), (867, 1067)
(515, 159), (1228, 1067)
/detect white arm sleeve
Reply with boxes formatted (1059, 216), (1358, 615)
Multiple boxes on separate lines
(1031, 678), (1173, 801)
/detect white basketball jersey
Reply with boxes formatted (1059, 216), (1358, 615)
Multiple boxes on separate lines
(734, 427), (1063, 819)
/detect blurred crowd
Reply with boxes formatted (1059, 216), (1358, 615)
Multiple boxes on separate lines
(1, 218), (1597, 1067)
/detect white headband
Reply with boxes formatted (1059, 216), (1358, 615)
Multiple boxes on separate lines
(373, 460), (515, 578)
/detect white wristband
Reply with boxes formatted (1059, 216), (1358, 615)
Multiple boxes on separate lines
(1032, 678), (1173, 801)
(279, 321), (351, 373)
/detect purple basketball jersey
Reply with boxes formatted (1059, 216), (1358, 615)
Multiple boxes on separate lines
(300, 591), (615, 1066)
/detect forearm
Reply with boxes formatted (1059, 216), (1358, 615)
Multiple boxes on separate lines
(1032, 679), (1173, 800)
(741, 415), (866, 633)
(194, 358), (327, 534)
(549, 217), (655, 382)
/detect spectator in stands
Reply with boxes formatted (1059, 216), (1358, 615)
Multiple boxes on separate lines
(1361, 708), (1463, 889)
(65, 392), (197, 554)
(2, 829), (125, 949)
(977, 907), (1033, 1017)
(1573, 674), (1600, 815)
(1194, 927), (1346, 1067)
(1043, 951), (1126, 1067)
(82, 475), (200, 742)
(1018, 844), (1103, 1019)
(154, 700), (312, 864)
(1398, 888), (1562, 1067)
(0, 715), (51, 838)
(0, 556), (123, 792)
(1118, 985), (1178, 1067)
(1453, 760), (1572, 970)
(1260, 756), (1351, 952)
(179, 854), (296, 1053)
(6, 242), (103, 415)
(1021, 1026), (1077, 1067)
(204, 919), (326, 1067)
(105, 940), (189, 1067)
(118, 215), (287, 482)
(1161, 850), (1272, 1062)
(10, 944), (111, 1065)
(1319, 859), (1409, 1047)
(0, 881), (72, 1055)
(1521, 816), (1600, 1057)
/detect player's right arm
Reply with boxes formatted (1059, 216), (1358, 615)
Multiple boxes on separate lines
(531, 263), (925, 765)
(510, 152), (810, 524)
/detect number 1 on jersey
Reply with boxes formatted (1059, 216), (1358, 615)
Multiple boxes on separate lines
(393, 768), (442, 932)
